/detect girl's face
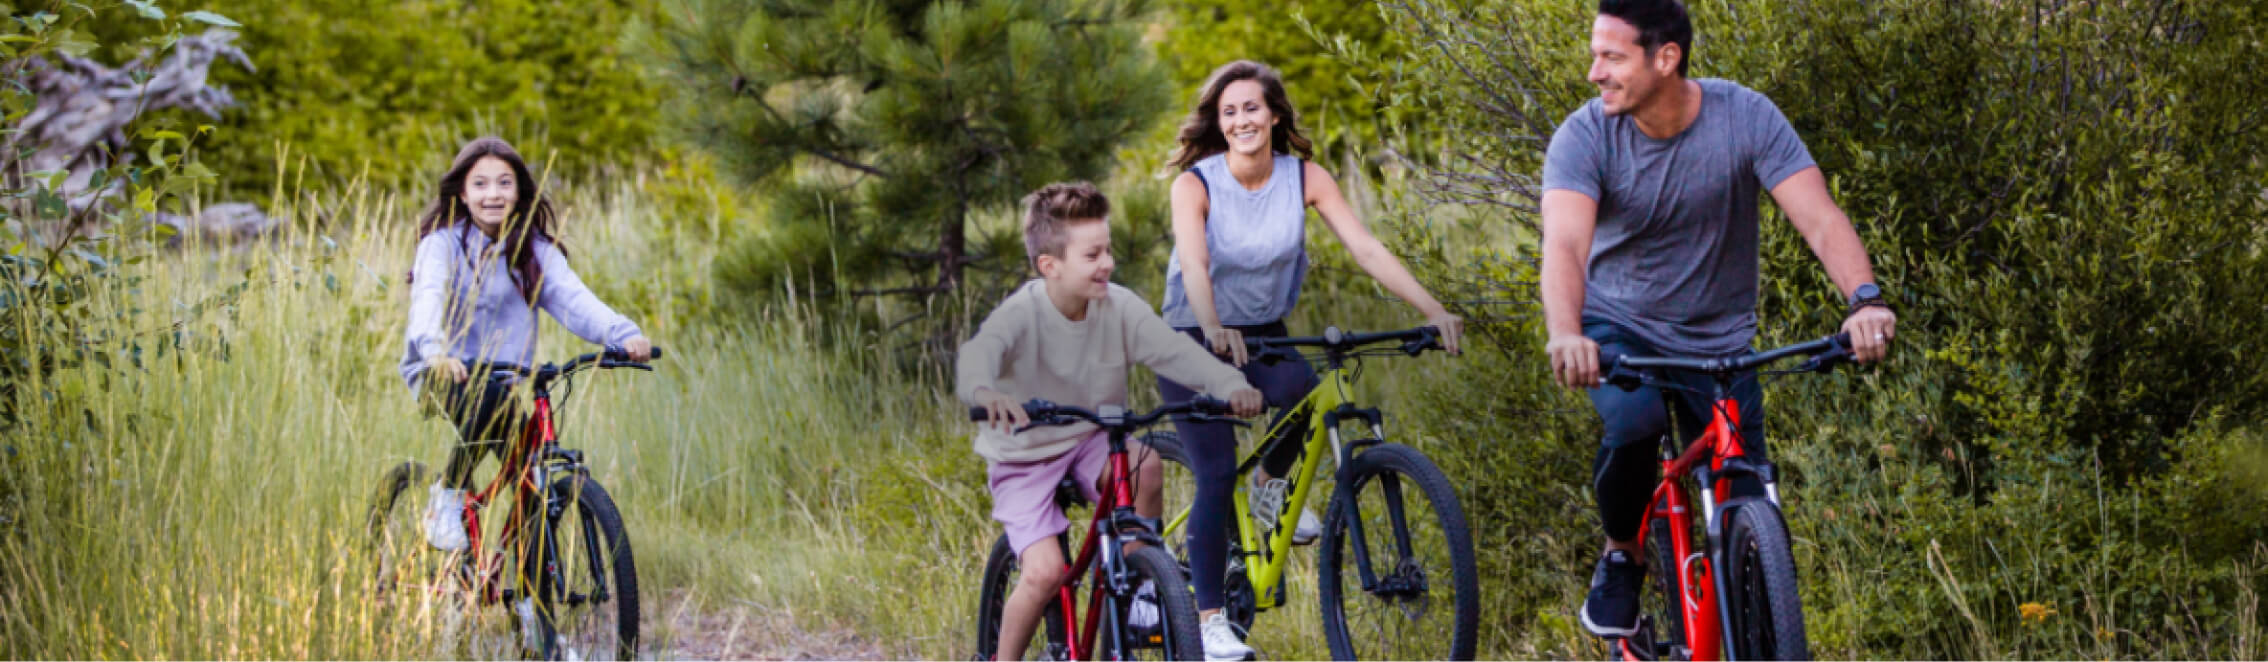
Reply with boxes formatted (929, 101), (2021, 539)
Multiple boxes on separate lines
(460, 156), (518, 236)
(1216, 79), (1277, 157)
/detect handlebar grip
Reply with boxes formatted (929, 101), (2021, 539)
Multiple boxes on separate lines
(602, 345), (664, 362)
(968, 406), (992, 422)
(1189, 396), (1234, 415)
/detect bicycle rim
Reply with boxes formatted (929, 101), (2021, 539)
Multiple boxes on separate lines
(1319, 444), (1479, 660)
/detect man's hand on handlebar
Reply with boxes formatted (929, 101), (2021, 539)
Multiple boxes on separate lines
(1547, 332), (1601, 390)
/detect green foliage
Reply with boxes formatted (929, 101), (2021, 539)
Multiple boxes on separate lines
(1157, 0), (1403, 162)
(635, 0), (1175, 303)
(0, 2), (220, 427)
(91, 0), (663, 198)
(0, 0), (242, 609)
(1345, 0), (2268, 656)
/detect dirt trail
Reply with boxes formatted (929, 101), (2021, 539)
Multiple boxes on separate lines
(654, 590), (894, 660)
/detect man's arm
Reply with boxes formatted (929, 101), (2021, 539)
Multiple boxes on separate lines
(1769, 167), (1897, 362)
(1541, 189), (1603, 388)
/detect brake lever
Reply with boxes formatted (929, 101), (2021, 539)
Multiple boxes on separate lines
(598, 360), (655, 371)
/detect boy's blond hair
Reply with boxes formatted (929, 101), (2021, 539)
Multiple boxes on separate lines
(1021, 182), (1110, 271)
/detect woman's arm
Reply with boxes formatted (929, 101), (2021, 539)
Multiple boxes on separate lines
(1169, 171), (1250, 365)
(1304, 161), (1463, 353)
(533, 243), (648, 358)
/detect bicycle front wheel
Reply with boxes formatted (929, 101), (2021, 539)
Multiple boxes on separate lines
(1721, 502), (1809, 660)
(976, 534), (1071, 660)
(533, 474), (640, 661)
(1118, 545), (1204, 660)
(1318, 444), (1479, 660)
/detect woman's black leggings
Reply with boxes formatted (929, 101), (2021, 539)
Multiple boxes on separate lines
(434, 375), (521, 489)
(1157, 320), (1319, 612)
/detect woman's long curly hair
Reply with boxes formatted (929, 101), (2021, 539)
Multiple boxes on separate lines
(408, 137), (561, 304)
(1169, 60), (1315, 171)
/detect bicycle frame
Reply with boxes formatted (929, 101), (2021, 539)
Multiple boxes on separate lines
(1161, 355), (1385, 613)
(1623, 384), (1756, 662)
(1044, 428), (1158, 661)
(456, 379), (577, 606)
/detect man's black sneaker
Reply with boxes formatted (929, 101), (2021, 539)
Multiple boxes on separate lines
(1580, 549), (1645, 638)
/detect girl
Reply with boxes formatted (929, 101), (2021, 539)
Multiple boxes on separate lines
(1158, 61), (1463, 660)
(398, 136), (653, 551)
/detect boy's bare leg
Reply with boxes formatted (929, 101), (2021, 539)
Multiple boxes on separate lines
(998, 539), (1069, 661)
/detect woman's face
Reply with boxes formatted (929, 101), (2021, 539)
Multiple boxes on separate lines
(1216, 79), (1277, 157)
(459, 156), (518, 236)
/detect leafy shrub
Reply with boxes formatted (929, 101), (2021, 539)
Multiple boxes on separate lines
(1344, 0), (2268, 656)
(91, 0), (664, 198)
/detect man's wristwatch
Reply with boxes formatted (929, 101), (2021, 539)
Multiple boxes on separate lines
(1847, 283), (1890, 315)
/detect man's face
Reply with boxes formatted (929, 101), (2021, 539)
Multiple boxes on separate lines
(1588, 14), (1676, 116)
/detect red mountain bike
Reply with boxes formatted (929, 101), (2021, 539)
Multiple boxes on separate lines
(368, 346), (661, 661)
(1601, 334), (1853, 661)
(971, 399), (1233, 661)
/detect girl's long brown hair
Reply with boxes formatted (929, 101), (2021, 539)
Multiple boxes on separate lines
(408, 137), (561, 304)
(1169, 60), (1315, 171)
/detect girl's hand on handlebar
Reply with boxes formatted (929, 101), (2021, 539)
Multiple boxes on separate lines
(973, 388), (1029, 431)
(1227, 387), (1264, 417)
(428, 356), (469, 384)
(621, 335), (654, 362)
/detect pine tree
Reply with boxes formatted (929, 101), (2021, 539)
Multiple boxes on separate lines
(638, 0), (1172, 296)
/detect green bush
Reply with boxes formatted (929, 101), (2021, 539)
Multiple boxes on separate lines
(1345, 0), (2268, 657)
(93, 0), (663, 198)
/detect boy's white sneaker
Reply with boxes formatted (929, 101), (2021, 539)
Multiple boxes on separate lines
(424, 481), (468, 551)
(1126, 579), (1160, 630)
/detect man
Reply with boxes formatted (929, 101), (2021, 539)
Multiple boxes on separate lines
(1537, 0), (1899, 637)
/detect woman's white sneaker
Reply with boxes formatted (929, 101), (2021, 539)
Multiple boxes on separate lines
(1200, 612), (1256, 661)
(424, 481), (468, 551)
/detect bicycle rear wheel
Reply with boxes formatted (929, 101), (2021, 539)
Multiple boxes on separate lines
(533, 474), (640, 661)
(1637, 514), (1686, 660)
(1318, 443), (1479, 660)
(366, 461), (448, 597)
(1721, 503), (1809, 660)
(976, 534), (1072, 661)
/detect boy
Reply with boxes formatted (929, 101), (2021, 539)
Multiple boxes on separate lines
(959, 182), (1262, 661)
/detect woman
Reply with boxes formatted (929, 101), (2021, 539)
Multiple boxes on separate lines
(1158, 60), (1463, 660)
(398, 136), (654, 551)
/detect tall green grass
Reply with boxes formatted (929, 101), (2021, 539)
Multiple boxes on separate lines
(5, 164), (2259, 660)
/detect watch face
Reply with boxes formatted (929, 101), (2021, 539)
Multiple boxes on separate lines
(1855, 284), (1881, 300)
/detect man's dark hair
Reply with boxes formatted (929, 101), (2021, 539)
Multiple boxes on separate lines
(1599, 0), (1693, 77)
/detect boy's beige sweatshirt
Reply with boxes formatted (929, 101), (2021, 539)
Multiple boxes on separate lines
(956, 279), (1252, 463)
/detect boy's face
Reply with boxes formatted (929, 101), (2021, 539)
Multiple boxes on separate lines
(1038, 219), (1114, 300)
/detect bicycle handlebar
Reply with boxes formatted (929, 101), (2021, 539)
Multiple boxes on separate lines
(1245, 325), (1444, 365)
(485, 344), (667, 386)
(968, 397), (1246, 433)
(1605, 333), (1851, 390)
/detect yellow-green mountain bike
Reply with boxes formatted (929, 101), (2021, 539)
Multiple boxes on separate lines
(1144, 326), (1478, 660)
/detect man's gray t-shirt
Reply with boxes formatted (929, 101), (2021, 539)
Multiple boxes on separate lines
(1542, 78), (1816, 357)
